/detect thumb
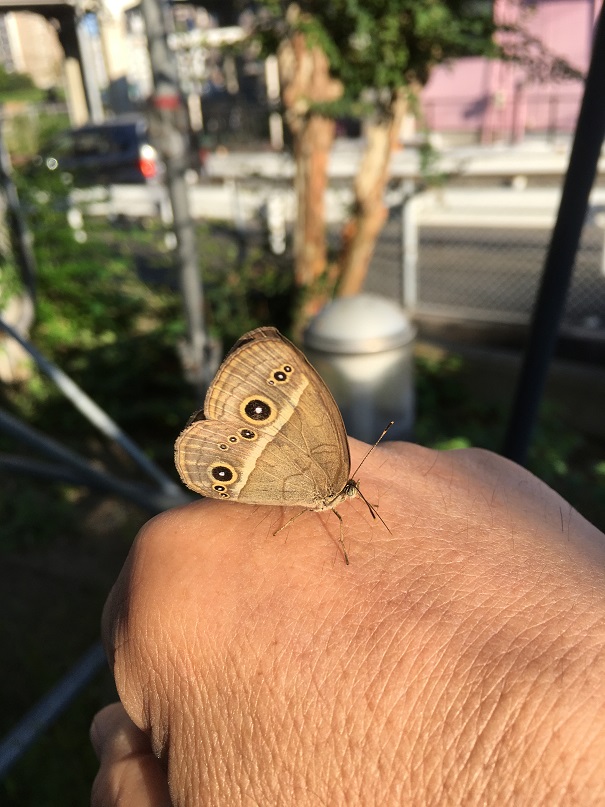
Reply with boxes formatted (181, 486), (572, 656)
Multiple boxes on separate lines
(90, 702), (172, 807)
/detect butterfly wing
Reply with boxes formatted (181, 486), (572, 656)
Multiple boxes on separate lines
(174, 328), (351, 508)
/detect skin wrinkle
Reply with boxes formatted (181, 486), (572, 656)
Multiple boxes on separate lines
(215, 589), (335, 802)
(546, 654), (605, 762)
(156, 628), (217, 801)
(378, 596), (468, 800)
(409, 686), (454, 800)
(240, 704), (271, 805)
(470, 677), (537, 787)
(454, 604), (603, 804)
(282, 588), (406, 800)
(570, 723), (605, 800)
(519, 699), (579, 798)
(443, 694), (514, 803)
(377, 707), (409, 802)
(306, 468), (596, 800)
(497, 699), (570, 804)
(396, 508), (580, 800)
(221, 680), (247, 798)
(302, 710), (332, 802)
(281, 691), (327, 801)
(227, 640), (279, 783)
(420, 601), (545, 798)
(139, 657), (172, 764)
(423, 608), (510, 796)
(280, 693), (307, 798)
(198, 668), (238, 802)
(280, 700), (315, 803)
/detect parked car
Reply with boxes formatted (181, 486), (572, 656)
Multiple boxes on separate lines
(37, 116), (164, 186)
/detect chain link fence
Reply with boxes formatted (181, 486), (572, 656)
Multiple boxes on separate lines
(366, 188), (605, 333)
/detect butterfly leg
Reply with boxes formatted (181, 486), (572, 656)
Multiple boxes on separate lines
(274, 508), (350, 565)
(273, 509), (307, 536)
(332, 509), (350, 565)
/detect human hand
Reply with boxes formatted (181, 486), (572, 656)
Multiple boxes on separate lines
(91, 440), (605, 806)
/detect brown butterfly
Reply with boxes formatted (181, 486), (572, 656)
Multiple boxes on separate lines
(174, 327), (390, 563)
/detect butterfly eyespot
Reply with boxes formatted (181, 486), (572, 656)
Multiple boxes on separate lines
(239, 428), (257, 440)
(218, 443), (228, 450)
(241, 396), (277, 424)
(219, 493), (229, 499)
(213, 484), (226, 492)
(208, 463), (238, 486)
(228, 435), (238, 443)
(272, 370), (288, 383)
(283, 365), (292, 373)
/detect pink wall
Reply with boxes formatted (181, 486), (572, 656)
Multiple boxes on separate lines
(420, 0), (599, 140)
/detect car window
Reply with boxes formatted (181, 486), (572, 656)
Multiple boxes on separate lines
(71, 131), (114, 157)
(112, 127), (139, 153)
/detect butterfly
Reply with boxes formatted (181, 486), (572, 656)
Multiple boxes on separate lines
(174, 327), (390, 563)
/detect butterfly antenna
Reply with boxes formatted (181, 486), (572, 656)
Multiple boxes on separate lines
(350, 421), (394, 479)
(355, 484), (392, 535)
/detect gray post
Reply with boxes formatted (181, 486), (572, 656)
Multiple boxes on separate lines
(76, 15), (105, 123)
(139, 0), (209, 394)
(401, 181), (418, 310)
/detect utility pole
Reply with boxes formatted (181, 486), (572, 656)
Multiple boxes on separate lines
(139, 0), (211, 396)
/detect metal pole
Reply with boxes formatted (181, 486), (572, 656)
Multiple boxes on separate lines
(0, 643), (106, 778)
(502, 9), (605, 465)
(139, 0), (209, 394)
(0, 409), (188, 512)
(0, 316), (182, 496)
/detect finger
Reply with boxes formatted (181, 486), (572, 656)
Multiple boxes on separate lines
(90, 703), (172, 807)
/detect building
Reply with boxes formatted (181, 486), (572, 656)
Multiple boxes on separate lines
(0, 9), (62, 89)
(422, 0), (598, 143)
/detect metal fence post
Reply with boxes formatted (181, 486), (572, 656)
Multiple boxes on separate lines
(401, 182), (418, 310)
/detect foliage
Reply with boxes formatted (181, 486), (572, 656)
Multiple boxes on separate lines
(0, 244), (20, 308)
(2, 676), (113, 807)
(500, 26), (583, 83)
(4, 163), (297, 449)
(251, 0), (584, 305)
(203, 230), (296, 346)
(257, 0), (581, 109)
(2, 107), (69, 161)
(0, 66), (36, 96)
(415, 352), (605, 533)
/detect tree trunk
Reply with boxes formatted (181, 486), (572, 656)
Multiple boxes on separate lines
(293, 113), (335, 289)
(278, 31), (342, 300)
(336, 90), (408, 297)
